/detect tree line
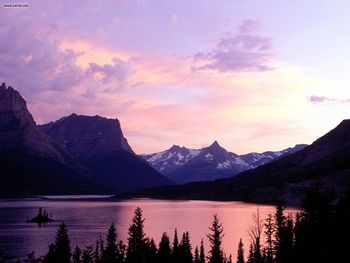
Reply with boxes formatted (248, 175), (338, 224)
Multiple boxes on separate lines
(9, 190), (350, 263)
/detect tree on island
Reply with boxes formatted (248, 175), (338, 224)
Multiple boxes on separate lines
(27, 207), (53, 225)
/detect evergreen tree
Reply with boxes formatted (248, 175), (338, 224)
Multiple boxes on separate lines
(274, 204), (285, 263)
(102, 223), (120, 263)
(157, 232), (171, 263)
(43, 244), (56, 263)
(171, 229), (180, 263)
(207, 215), (225, 263)
(82, 245), (94, 263)
(72, 246), (82, 263)
(126, 207), (148, 263)
(179, 231), (193, 263)
(194, 246), (200, 263)
(236, 239), (245, 263)
(117, 241), (126, 263)
(94, 238), (102, 263)
(246, 244), (254, 263)
(264, 214), (274, 263)
(274, 205), (295, 263)
(43, 223), (71, 263)
(146, 238), (157, 263)
(199, 239), (205, 263)
(226, 254), (233, 263)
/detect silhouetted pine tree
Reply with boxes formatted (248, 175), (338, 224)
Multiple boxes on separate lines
(146, 238), (157, 263)
(102, 223), (121, 263)
(227, 254), (233, 263)
(82, 245), (94, 263)
(126, 207), (148, 263)
(236, 239), (245, 263)
(157, 232), (171, 263)
(246, 244), (254, 263)
(274, 204), (286, 263)
(43, 223), (71, 263)
(72, 246), (82, 263)
(179, 231), (193, 263)
(207, 215), (225, 263)
(171, 229), (180, 263)
(264, 213), (274, 263)
(294, 187), (334, 263)
(199, 239), (205, 263)
(194, 246), (200, 263)
(94, 238), (102, 263)
(284, 215), (294, 263)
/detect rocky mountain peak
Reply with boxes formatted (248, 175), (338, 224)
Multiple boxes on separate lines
(208, 140), (221, 149)
(169, 144), (182, 152)
(0, 82), (29, 112)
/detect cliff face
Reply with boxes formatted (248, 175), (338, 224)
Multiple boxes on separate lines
(40, 114), (173, 191)
(39, 114), (135, 157)
(0, 83), (101, 196)
(0, 82), (36, 148)
(0, 83), (78, 164)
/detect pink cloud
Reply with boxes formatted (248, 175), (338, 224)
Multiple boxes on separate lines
(192, 20), (273, 73)
(88, 58), (132, 84)
(307, 95), (350, 104)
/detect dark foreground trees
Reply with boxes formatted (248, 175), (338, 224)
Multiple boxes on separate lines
(8, 191), (350, 263)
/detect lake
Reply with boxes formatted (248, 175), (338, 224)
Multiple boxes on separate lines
(0, 196), (295, 260)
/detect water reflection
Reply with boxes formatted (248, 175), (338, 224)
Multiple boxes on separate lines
(0, 197), (296, 259)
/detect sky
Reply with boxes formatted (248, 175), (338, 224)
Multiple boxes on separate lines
(1, 0), (350, 154)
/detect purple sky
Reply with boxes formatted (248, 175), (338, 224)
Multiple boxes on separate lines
(1, 0), (350, 154)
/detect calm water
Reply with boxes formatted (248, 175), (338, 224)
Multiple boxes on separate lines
(0, 196), (294, 260)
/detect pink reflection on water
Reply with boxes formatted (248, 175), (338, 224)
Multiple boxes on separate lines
(0, 197), (298, 260)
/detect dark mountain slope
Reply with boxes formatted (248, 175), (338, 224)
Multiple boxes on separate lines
(0, 83), (102, 197)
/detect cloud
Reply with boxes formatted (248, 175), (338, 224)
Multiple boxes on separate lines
(169, 14), (177, 24)
(307, 95), (350, 104)
(88, 57), (132, 84)
(239, 19), (260, 34)
(192, 20), (273, 73)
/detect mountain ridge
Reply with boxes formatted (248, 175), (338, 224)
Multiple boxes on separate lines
(141, 140), (307, 184)
(123, 120), (350, 205)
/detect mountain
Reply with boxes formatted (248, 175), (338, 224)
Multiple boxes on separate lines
(141, 141), (307, 184)
(40, 114), (172, 191)
(122, 120), (350, 205)
(0, 83), (100, 196)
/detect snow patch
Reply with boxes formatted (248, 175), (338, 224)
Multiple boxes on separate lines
(205, 153), (213, 160)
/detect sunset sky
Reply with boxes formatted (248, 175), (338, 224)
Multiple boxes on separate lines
(1, 0), (350, 154)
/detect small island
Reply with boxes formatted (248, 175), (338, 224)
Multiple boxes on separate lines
(26, 208), (53, 225)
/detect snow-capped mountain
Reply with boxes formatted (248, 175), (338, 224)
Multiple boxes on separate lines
(141, 141), (307, 184)
(140, 145), (201, 175)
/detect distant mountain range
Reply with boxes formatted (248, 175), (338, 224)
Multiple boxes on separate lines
(141, 141), (307, 183)
(0, 83), (171, 197)
(122, 120), (350, 206)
